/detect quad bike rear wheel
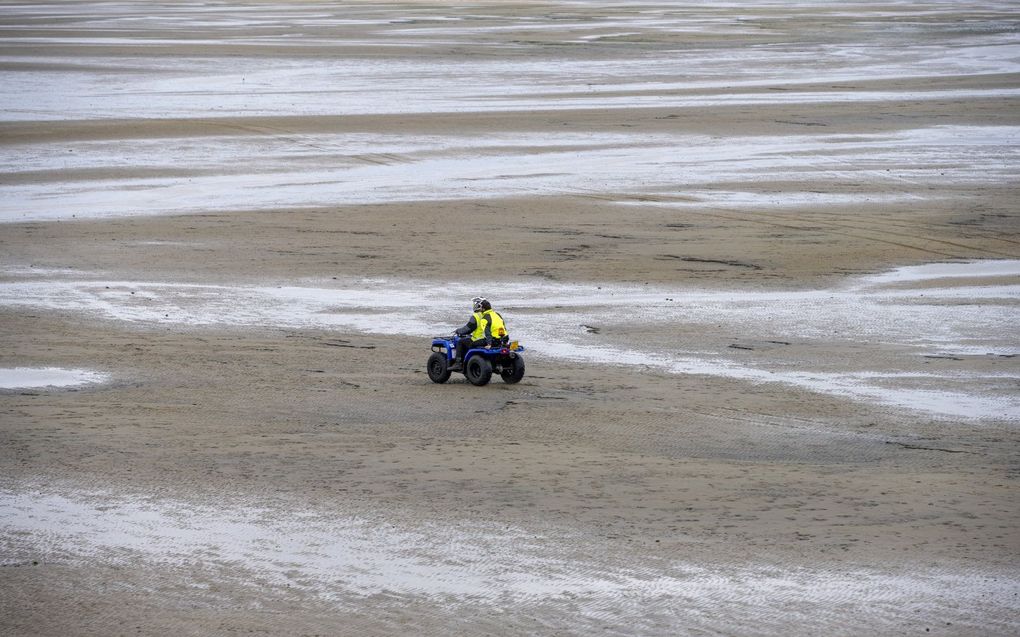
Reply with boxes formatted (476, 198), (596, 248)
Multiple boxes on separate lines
(500, 355), (525, 384)
(465, 356), (493, 386)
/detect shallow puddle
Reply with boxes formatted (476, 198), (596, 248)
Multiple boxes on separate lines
(0, 261), (1017, 419)
(0, 367), (108, 390)
(0, 258), (1015, 417)
(1, 484), (1016, 634)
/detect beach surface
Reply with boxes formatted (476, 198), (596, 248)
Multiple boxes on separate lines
(2, 2), (1019, 635)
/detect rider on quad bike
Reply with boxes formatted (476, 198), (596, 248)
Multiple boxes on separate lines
(428, 297), (524, 386)
(451, 296), (507, 371)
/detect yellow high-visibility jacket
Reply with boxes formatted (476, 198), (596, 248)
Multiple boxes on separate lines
(468, 311), (487, 340)
(480, 309), (507, 342)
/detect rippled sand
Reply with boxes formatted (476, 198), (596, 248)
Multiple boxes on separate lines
(2, 2), (1019, 636)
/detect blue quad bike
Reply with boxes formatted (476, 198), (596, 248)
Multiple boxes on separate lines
(427, 336), (526, 386)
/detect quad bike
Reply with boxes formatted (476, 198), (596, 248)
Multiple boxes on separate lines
(427, 336), (526, 386)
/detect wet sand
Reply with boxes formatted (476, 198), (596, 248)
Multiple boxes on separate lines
(2, 2), (1019, 635)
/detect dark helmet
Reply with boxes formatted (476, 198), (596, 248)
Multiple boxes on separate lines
(471, 296), (486, 312)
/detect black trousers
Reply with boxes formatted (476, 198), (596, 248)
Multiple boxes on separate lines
(456, 337), (486, 361)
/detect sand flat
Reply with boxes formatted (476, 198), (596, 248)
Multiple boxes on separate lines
(1, 2), (1019, 635)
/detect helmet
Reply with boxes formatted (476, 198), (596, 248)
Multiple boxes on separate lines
(471, 296), (487, 312)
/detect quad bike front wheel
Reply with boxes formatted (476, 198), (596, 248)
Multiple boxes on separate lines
(465, 356), (493, 386)
(500, 356), (525, 384)
(427, 352), (451, 384)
